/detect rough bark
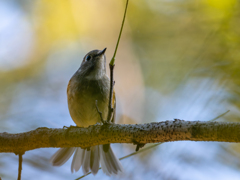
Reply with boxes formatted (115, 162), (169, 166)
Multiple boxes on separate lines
(1, 120), (240, 154)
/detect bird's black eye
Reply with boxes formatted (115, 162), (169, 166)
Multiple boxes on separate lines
(86, 55), (91, 61)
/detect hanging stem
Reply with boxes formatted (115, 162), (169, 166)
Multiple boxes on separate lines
(110, 0), (129, 66)
(107, 64), (115, 122)
(18, 153), (23, 180)
(107, 0), (129, 122)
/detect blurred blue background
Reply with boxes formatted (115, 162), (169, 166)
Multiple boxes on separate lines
(1, 0), (240, 179)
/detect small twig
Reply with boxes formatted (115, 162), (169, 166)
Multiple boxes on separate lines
(98, 0), (129, 123)
(75, 171), (92, 180)
(110, 0), (129, 66)
(107, 0), (129, 123)
(18, 153), (23, 180)
(119, 143), (163, 160)
(209, 110), (230, 121)
(107, 65), (115, 122)
(107, 0), (129, 121)
(95, 100), (105, 124)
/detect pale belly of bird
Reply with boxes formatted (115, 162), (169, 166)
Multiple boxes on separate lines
(67, 78), (109, 128)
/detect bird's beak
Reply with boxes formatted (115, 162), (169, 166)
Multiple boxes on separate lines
(98, 48), (107, 56)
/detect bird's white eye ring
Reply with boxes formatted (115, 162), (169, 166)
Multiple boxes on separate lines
(86, 55), (91, 61)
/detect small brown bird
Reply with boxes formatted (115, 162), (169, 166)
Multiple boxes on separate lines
(50, 48), (123, 175)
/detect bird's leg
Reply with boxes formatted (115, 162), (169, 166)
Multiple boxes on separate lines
(64, 125), (79, 137)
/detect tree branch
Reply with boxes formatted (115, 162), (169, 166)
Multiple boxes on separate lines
(1, 120), (240, 153)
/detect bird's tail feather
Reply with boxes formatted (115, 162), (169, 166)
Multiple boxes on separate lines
(100, 144), (123, 176)
(71, 148), (85, 173)
(50, 145), (123, 176)
(50, 147), (76, 166)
